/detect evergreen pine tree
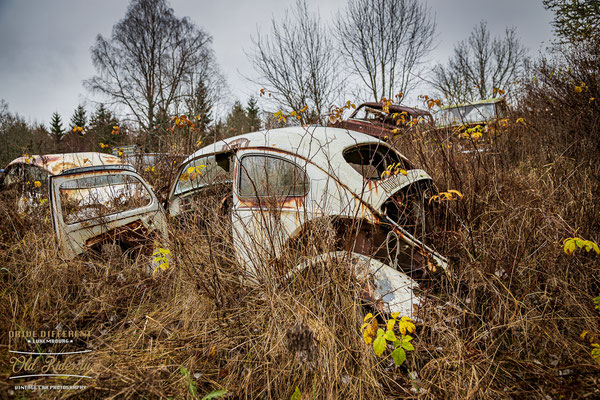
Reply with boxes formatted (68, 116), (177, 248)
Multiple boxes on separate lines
(225, 100), (249, 136)
(89, 104), (121, 147)
(49, 112), (65, 143)
(187, 79), (212, 134)
(69, 104), (87, 135)
(246, 97), (262, 132)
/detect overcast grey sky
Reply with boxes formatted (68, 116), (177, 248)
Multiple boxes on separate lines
(0, 0), (554, 125)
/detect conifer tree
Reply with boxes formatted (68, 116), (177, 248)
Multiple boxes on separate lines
(225, 100), (249, 136)
(89, 104), (121, 147)
(70, 104), (87, 135)
(187, 79), (212, 134)
(246, 97), (261, 132)
(49, 112), (65, 143)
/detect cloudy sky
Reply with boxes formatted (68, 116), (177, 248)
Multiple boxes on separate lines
(0, 0), (554, 125)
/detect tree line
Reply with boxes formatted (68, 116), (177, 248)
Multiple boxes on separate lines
(1, 0), (597, 165)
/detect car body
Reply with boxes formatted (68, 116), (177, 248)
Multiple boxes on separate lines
(167, 126), (447, 316)
(434, 97), (509, 132)
(2, 152), (167, 259)
(332, 102), (434, 140)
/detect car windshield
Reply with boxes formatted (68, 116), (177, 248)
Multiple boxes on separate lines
(59, 174), (152, 224)
(436, 103), (497, 126)
(351, 105), (412, 127)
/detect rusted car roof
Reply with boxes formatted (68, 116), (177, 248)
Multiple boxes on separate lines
(332, 102), (433, 140)
(6, 152), (123, 176)
(355, 102), (432, 117)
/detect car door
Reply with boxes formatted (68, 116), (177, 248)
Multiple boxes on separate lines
(232, 151), (311, 276)
(49, 166), (167, 259)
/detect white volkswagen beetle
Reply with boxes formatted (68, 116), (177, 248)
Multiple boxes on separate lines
(167, 126), (447, 316)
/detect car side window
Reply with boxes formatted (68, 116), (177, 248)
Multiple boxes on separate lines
(238, 155), (309, 198)
(174, 152), (232, 196)
(343, 143), (410, 180)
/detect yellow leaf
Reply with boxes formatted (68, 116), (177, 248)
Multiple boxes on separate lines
(563, 238), (576, 256)
(398, 316), (416, 336)
(387, 319), (395, 331)
(574, 86), (583, 93)
(34, 181), (41, 188)
(448, 190), (464, 199)
(580, 330), (589, 341)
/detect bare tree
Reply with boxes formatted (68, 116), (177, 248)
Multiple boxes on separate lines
(248, 0), (340, 124)
(432, 21), (528, 104)
(336, 0), (436, 102)
(85, 0), (218, 131)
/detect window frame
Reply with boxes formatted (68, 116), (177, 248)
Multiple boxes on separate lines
(58, 173), (154, 226)
(173, 152), (233, 197)
(236, 153), (310, 200)
(342, 143), (410, 181)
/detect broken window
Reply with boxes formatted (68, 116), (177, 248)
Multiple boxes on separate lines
(352, 105), (411, 127)
(437, 103), (497, 126)
(343, 144), (410, 180)
(238, 155), (308, 198)
(59, 174), (152, 224)
(174, 153), (232, 196)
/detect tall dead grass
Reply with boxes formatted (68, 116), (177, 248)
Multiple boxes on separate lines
(2, 56), (600, 397)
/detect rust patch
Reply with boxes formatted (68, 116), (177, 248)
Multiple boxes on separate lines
(223, 138), (250, 152)
(7, 153), (123, 176)
(238, 196), (304, 210)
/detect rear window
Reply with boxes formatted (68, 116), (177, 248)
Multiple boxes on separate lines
(343, 143), (410, 180)
(352, 105), (412, 127)
(238, 155), (308, 198)
(59, 174), (152, 224)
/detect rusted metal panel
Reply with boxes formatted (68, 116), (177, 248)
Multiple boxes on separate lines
(49, 166), (167, 260)
(7, 152), (123, 176)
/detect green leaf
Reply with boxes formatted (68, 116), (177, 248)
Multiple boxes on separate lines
(290, 386), (301, 400)
(384, 330), (397, 342)
(202, 390), (228, 400)
(391, 347), (406, 366)
(401, 341), (415, 351)
(373, 335), (387, 357)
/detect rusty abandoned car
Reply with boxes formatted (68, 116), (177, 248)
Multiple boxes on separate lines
(332, 102), (434, 140)
(168, 126), (447, 316)
(2, 127), (447, 316)
(434, 97), (509, 133)
(1, 152), (167, 259)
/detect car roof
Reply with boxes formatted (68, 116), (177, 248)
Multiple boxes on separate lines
(352, 102), (432, 117)
(437, 97), (505, 111)
(183, 126), (399, 166)
(6, 152), (124, 176)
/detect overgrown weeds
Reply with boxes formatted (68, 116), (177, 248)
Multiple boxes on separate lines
(2, 66), (600, 398)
